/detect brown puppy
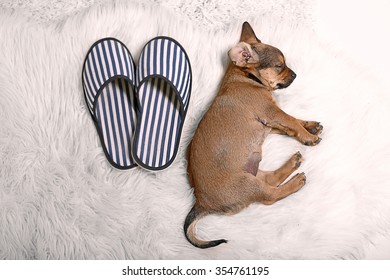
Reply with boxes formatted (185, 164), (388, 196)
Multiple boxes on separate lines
(184, 22), (323, 249)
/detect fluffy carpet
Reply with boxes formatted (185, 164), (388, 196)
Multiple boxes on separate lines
(1, 0), (390, 259)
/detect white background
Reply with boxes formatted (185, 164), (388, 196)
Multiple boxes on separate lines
(314, 0), (390, 81)
(314, 0), (390, 259)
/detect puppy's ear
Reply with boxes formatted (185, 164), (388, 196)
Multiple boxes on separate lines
(240, 22), (261, 43)
(228, 42), (260, 67)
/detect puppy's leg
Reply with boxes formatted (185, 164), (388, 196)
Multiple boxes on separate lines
(271, 121), (322, 136)
(240, 172), (306, 206)
(258, 108), (321, 146)
(256, 152), (303, 186)
(260, 172), (306, 205)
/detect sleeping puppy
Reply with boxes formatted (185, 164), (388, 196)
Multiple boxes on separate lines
(184, 22), (322, 249)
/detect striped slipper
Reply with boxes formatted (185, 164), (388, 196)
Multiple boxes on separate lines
(133, 37), (192, 170)
(82, 38), (137, 170)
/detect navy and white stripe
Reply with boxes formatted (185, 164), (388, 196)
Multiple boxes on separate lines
(82, 38), (137, 169)
(133, 37), (192, 170)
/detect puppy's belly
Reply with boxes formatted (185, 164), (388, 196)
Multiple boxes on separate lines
(244, 152), (261, 176)
(200, 121), (268, 174)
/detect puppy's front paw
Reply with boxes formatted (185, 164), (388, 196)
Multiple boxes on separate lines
(303, 121), (323, 135)
(303, 135), (322, 146)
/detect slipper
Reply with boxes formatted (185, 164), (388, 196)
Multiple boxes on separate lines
(133, 37), (192, 170)
(82, 38), (137, 170)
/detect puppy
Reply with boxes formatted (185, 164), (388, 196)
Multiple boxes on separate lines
(184, 22), (323, 249)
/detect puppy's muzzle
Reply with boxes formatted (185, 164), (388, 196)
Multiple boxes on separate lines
(277, 69), (296, 89)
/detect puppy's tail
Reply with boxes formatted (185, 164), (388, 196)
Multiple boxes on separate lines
(184, 205), (227, 249)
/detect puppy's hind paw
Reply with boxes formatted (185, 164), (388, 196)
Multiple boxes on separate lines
(291, 151), (304, 168)
(295, 172), (307, 189)
(288, 172), (306, 192)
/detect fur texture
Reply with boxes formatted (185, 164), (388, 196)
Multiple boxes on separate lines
(1, 0), (390, 259)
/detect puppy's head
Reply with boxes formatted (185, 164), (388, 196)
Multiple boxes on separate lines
(228, 22), (296, 90)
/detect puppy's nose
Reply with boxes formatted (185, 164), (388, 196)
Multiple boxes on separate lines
(291, 71), (297, 79)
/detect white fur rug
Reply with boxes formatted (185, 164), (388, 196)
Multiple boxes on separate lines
(1, 0), (390, 259)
